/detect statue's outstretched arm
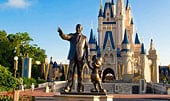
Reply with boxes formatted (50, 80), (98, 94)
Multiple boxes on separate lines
(57, 27), (72, 41)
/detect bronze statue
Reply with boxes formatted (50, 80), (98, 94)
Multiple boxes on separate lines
(57, 24), (90, 93)
(89, 55), (106, 93)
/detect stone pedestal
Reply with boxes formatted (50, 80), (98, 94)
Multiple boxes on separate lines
(55, 94), (113, 101)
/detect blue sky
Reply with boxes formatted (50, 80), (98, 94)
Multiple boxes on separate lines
(0, 0), (170, 65)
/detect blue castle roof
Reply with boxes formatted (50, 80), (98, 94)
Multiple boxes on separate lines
(135, 33), (140, 44)
(141, 43), (146, 54)
(126, 0), (129, 10)
(98, 8), (103, 17)
(89, 29), (96, 44)
(103, 2), (113, 18)
(111, 0), (115, 5)
(122, 29), (129, 44)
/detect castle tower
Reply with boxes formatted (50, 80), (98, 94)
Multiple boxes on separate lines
(121, 29), (132, 75)
(134, 32), (141, 58)
(125, 0), (131, 26)
(98, 0), (103, 48)
(125, 0), (134, 51)
(111, 0), (115, 17)
(116, 0), (125, 48)
(147, 39), (159, 83)
(140, 43), (151, 82)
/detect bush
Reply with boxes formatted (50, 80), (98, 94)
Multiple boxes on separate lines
(37, 77), (46, 84)
(0, 96), (13, 101)
(23, 78), (37, 89)
(0, 65), (19, 91)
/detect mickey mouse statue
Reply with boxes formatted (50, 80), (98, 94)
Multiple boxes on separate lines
(89, 55), (106, 93)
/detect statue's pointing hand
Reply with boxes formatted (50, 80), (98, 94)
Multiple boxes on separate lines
(57, 27), (62, 34)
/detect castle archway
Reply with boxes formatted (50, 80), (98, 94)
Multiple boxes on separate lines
(82, 63), (90, 82)
(102, 68), (115, 82)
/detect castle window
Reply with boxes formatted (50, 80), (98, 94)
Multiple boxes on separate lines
(161, 70), (164, 76)
(107, 18), (109, 21)
(166, 70), (169, 77)
(107, 13), (109, 16)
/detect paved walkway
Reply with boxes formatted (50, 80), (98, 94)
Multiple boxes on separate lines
(111, 94), (170, 99)
(1, 88), (170, 100)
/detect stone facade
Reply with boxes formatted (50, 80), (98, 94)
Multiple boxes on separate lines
(83, 82), (139, 94)
(88, 0), (159, 83)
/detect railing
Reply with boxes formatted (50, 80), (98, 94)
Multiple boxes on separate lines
(38, 81), (66, 92)
(148, 83), (168, 94)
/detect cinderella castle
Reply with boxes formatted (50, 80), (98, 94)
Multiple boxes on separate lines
(88, 0), (159, 83)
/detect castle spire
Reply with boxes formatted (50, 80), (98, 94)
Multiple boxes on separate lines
(98, 0), (103, 17)
(89, 28), (96, 44)
(122, 29), (129, 44)
(141, 43), (146, 54)
(135, 32), (140, 44)
(100, 0), (103, 9)
(111, 0), (114, 5)
(116, 0), (125, 17)
(126, 0), (130, 10)
(150, 39), (154, 50)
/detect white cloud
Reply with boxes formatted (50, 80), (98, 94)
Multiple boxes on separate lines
(4, 0), (30, 8)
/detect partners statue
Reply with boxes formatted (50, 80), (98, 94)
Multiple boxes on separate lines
(89, 55), (106, 93)
(57, 24), (90, 93)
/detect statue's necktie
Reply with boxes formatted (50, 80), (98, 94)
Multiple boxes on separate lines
(76, 34), (81, 43)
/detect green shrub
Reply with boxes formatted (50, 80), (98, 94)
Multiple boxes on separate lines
(0, 65), (19, 91)
(23, 78), (37, 89)
(0, 96), (13, 101)
(37, 77), (46, 84)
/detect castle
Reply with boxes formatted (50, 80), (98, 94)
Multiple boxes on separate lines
(88, 0), (159, 83)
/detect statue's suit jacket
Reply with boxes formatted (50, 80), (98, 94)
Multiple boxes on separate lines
(59, 32), (89, 61)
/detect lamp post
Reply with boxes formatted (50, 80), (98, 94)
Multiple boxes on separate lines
(14, 56), (18, 78)
(13, 56), (19, 101)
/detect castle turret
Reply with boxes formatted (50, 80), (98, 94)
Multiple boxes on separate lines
(122, 29), (130, 50)
(141, 43), (145, 55)
(134, 32), (141, 58)
(103, 0), (114, 19)
(98, 0), (103, 18)
(116, 0), (125, 48)
(147, 39), (159, 83)
(121, 29), (132, 76)
(89, 28), (97, 57)
(125, 0), (132, 26)
(98, 0), (103, 48)
(116, 0), (125, 17)
(125, 0), (134, 51)
(140, 43), (151, 82)
(135, 33), (140, 44)
(111, 0), (115, 17)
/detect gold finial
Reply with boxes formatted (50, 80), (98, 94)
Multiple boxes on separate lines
(100, 0), (103, 9)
